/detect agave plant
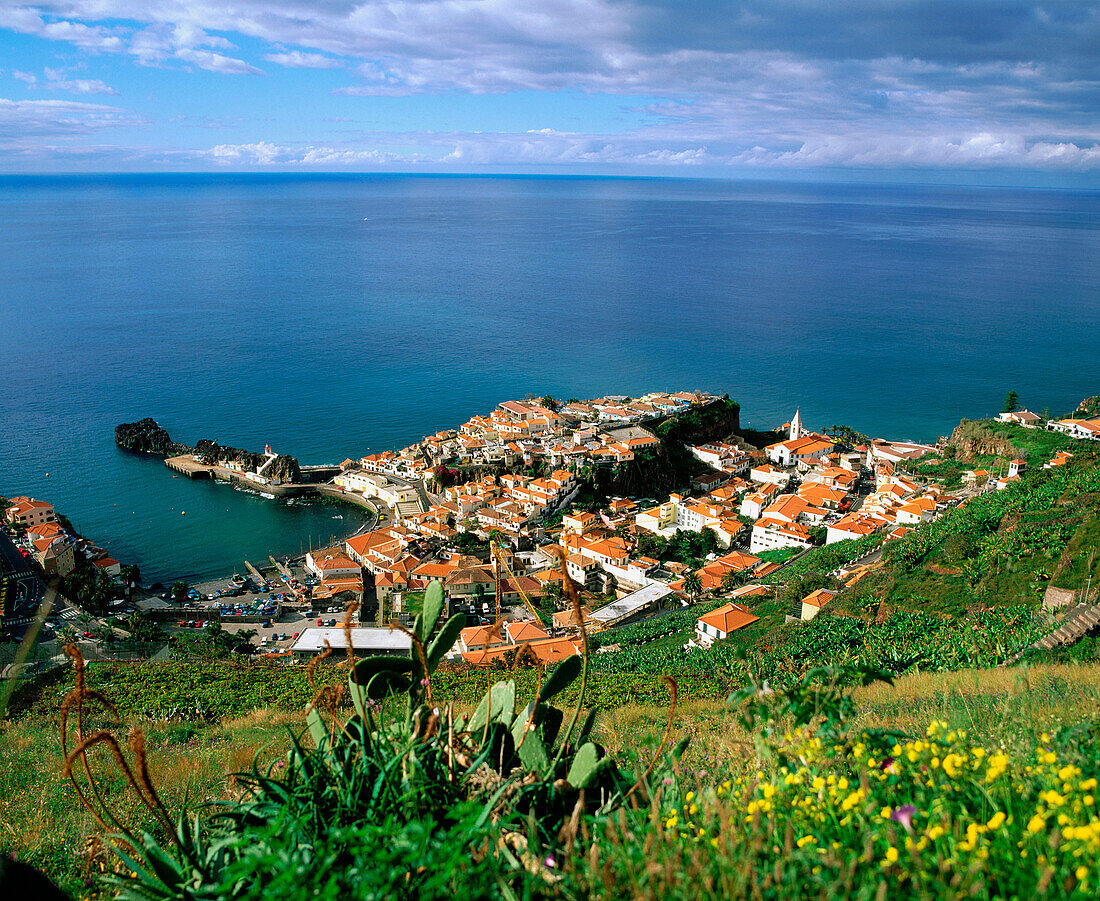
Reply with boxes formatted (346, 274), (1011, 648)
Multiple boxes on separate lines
(311, 580), (662, 823)
(86, 580), (687, 900)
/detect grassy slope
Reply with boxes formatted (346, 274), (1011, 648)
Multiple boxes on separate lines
(6, 420), (1100, 897)
(6, 662), (1100, 898)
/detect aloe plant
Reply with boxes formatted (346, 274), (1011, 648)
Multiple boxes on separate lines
(325, 580), (649, 822)
(85, 580), (689, 900)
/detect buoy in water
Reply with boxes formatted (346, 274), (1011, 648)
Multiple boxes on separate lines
(181, 511), (186, 516)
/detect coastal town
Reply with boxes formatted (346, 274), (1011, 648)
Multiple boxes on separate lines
(3, 392), (1098, 675)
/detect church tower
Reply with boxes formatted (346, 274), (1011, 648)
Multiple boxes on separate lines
(789, 408), (803, 441)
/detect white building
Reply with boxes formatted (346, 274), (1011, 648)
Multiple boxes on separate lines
(749, 517), (812, 553)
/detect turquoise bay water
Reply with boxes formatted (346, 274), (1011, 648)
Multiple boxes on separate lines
(1, 175), (1098, 582)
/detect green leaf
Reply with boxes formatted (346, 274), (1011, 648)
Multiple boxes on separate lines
(576, 707), (598, 745)
(565, 741), (600, 789)
(420, 581), (446, 640)
(469, 679), (516, 734)
(511, 704), (550, 771)
(141, 836), (185, 891)
(348, 667), (411, 719)
(350, 655), (414, 686)
(427, 613), (466, 671)
(538, 654), (581, 704)
(305, 706), (328, 750)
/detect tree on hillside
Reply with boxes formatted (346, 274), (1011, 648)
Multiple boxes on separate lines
(683, 570), (703, 601)
(170, 581), (190, 603)
(721, 567), (743, 593)
(825, 424), (869, 449)
(1002, 391), (1019, 414)
(63, 565), (116, 614)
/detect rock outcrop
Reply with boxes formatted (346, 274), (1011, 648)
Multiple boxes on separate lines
(114, 419), (186, 456)
(1072, 396), (1100, 419)
(192, 440), (301, 483)
(115, 421), (302, 482)
(945, 420), (1018, 463)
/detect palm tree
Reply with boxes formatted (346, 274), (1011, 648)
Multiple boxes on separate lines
(683, 570), (703, 601)
(721, 568), (741, 594)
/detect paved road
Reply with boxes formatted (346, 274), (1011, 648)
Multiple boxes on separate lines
(0, 529), (47, 623)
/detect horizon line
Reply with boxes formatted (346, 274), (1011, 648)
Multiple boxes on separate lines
(2, 170), (1099, 192)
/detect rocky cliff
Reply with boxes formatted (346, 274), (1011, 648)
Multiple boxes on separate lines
(945, 420), (1018, 463)
(1071, 396), (1100, 419)
(114, 419), (188, 456)
(193, 440), (301, 483)
(115, 421), (302, 483)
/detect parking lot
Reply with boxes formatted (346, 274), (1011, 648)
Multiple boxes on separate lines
(158, 567), (358, 653)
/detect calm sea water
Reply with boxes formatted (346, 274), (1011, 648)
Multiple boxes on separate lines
(1, 175), (1098, 583)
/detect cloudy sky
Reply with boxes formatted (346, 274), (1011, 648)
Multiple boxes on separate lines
(2, 1), (1099, 179)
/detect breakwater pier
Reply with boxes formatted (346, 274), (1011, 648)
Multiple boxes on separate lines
(165, 455), (213, 479)
(164, 454), (384, 517)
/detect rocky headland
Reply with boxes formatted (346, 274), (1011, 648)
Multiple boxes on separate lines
(115, 419), (302, 483)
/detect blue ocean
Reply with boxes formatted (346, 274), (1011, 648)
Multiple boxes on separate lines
(1, 174), (1098, 583)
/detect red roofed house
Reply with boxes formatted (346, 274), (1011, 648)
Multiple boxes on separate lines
(462, 635), (582, 667)
(458, 623), (508, 654)
(826, 513), (886, 545)
(36, 535), (75, 576)
(306, 548), (361, 580)
(694, 603), (759, 648)
(91, 556), (122, 580)
(4, 497), (56, 528)
(505, 620), (551, 644)
(800, 588), (837, 621)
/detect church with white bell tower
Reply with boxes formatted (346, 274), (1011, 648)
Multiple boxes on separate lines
(789, 408), (803, 441)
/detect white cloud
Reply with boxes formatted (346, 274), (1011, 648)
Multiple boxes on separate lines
(0, 7), (126, 51)
(198, 130), (706, 168)
(205, 141), (407, 165)
(13, 67), (118, 94)
(3, 2), (1100, 172)
(730, 133), (1100, 169)
(264, 50), (341, 69)
(0, 96), (145, 146)
(174, 47), (264, 75)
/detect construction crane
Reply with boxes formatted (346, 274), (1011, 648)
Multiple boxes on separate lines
(489, 538), (549, 626)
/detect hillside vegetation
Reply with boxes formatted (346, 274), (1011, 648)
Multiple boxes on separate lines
(5, 419), (1100, 900)
(4, 658), (1100, 900)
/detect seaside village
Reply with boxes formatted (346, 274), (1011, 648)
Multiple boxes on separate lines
(4, 395), (1096, 662)
(277, 395), (1098, 664)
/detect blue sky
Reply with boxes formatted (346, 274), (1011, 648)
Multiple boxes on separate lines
(2, 1), (1099, 180)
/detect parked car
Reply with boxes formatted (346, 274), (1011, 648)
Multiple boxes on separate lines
(317, 618), (323, 626)
(262, 620), (271, 628)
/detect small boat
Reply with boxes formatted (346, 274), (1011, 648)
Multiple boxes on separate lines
(181, 511), (186, 515)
